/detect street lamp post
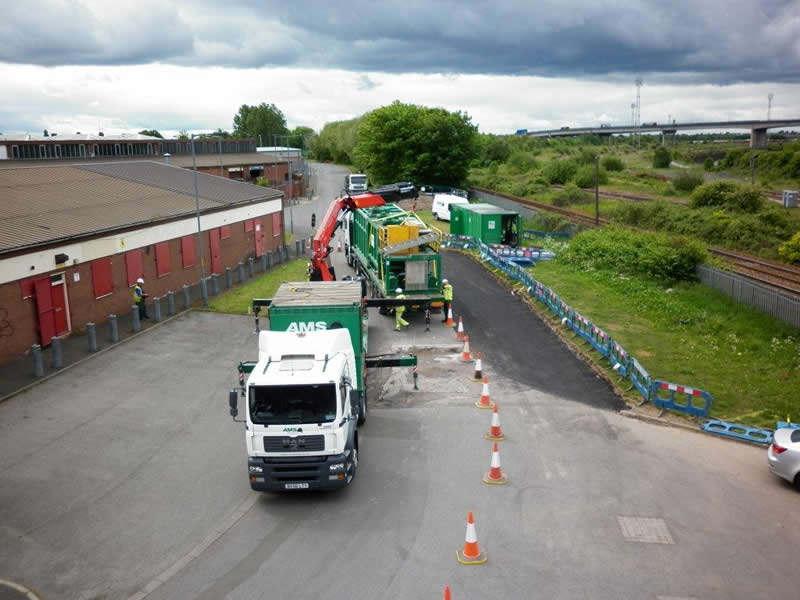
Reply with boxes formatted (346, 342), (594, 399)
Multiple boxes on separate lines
(190, 134), (206, 278)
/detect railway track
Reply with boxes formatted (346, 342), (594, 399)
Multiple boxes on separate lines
(472, 185), (800, 299)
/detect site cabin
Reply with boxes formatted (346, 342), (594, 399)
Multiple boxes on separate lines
(449, 203), (521, 246)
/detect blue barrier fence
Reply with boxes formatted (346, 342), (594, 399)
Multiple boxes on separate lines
(522, 229), (573, 240)
(701, 420), (774, 445)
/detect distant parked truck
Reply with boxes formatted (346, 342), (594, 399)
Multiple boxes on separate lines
(344, 173), (368, 194)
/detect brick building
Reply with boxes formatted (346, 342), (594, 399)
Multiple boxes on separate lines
(0, 160), (284, 366)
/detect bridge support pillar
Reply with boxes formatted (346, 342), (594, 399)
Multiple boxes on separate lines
(750, 128), (768, 148)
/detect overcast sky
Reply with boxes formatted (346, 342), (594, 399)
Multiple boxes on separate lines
(1, 0), (799, 136)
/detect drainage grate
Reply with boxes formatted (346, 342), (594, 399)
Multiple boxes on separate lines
(617, 516), (674, 544)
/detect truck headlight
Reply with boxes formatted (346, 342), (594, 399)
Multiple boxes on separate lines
(249, 465), (264, 473)
(329, 463), (345, 472)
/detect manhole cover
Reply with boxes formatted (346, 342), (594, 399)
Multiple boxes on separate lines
(0, 579), (41, 600)
(617, 516), (674, 544)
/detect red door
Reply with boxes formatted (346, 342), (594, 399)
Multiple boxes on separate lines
(254, 221), (265, 257)
(51, 280), (69, 335)
(209, 228), (222, 274)
(34, 278), (56, 346)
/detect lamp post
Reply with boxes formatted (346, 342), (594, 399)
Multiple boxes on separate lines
(190, 134), (206, 277)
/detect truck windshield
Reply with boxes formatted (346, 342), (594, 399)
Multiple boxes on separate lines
(249, 384), (337, 425)
(350, 176), (367, 185)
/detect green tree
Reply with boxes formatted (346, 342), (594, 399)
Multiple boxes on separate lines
(232, 103), (288, 144)
(653, 146), (671, 168)
(354, 101), (478, 185)
(138, 129), (164, 138)
(177, 129), (189, 141)
(198, 128), (231, 139)
(288, 126), (316, 150)
(314, 117), (362, 164)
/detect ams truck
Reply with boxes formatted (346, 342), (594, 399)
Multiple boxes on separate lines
(228, 281), (417, 491)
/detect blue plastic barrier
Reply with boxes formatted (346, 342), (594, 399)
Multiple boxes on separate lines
(776, 421), (800, 430)
(522, 229), (572, 240)
(628, 357), (652, 404)
(651, 380), (712, 418)
(702, 420), (773, 445)
(607, 341), (631, 378)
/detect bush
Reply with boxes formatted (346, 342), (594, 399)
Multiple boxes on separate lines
(574, 164), (609, 188)
(578, 148), (598, 165)
(672, 170), (704, 193)
(601, 155), (625, 171)
(653, 146), (671, 168)
(690, 181), (763, 213)
(778, 232), (800, 264)
(553, 182), (584, 206)
(559, 227), (707, 281)
(507, 151), (538, 174)
(703, 157), (714, 171)
(543, 159), (578, 184)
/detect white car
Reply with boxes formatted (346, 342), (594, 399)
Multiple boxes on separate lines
(431, 193), (469, 222)
(768, 427), (800, 489)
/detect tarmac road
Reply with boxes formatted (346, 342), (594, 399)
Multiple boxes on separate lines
(1, 170), (799, 599)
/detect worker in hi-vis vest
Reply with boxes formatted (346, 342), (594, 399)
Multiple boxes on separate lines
(394, 288), (409, 331)
(132, 277), (149, 320)
(441, 279), (453, 323)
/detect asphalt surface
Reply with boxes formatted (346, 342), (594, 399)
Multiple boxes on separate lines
(1, 165), (799, 599)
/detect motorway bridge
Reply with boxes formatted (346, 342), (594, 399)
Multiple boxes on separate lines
(520, 119), (800, 147)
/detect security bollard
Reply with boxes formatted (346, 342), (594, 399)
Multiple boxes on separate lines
(238, 262), (245, 283)
(52, 336), (63, 369)
(283, 246), (289, 262)
(182, 284), (191, 309)
(275, 248), (282, 264)
(132, 304), (141, 332)
(167, 291), (175, 316)
(260, 253), (267, 272)
(267, 251), (274, 269)
(225, 267), (233, 289)
(301, 238), (306, 254)
(295, 240), (301, 257)
(87, 322), (98, 352)
(200, 278), (209, 307)
(153, 297), (162, 322)
(32, 344), (44, 377)
(210, 275), (218, 296)
(248, 257), (254, 278)
(109, 314), (119, 343)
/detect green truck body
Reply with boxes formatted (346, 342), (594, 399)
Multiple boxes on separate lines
(450, 203), (521, 245)
(350, 203), (444, 304)
(268, 281), (368, 396)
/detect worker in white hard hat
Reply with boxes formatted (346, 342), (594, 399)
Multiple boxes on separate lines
(441, 278), (453, 323)
(394, 287), (409, 331)
(132, 277), (149, 320)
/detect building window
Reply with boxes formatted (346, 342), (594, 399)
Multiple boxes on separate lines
(12, 145), (19, 159)
(55, 145), (61, 158)
(244, 219), (254, 232)
(220, 225), (231, 239)
(181, 235), (196, 268)
(125, 249), (143, 286)
(155, 242), (171, 277)
(80, 144), (86, 157)
(91, 257), (114, 298)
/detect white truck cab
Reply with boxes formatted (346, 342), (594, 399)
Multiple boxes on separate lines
(345, 173), (368, 194)
(236, 329), (359, 491)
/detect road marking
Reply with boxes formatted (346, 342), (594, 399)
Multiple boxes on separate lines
(128, 492), (260, 599)
(617, 516), (674, 544)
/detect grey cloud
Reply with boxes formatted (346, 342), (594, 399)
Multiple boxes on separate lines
(1, 0), (799, 83)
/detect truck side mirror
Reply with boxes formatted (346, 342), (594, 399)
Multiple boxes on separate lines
(228, 390), (239, 418)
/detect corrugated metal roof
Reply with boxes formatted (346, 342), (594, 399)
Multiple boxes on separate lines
(0, 163), (282, 254)
(0, 133), (160, 142)
(0, 153), (292, 169)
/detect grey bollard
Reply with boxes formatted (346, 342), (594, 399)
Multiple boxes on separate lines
(248, 257), (254, 278)
(87, 322), (98, 352)
(209, 275), (218, 296)
(32, 344), (44, 377)
(225, 267), (233, 289)
(295, 240), (301, 257)
(238, 262), (245, 283)
(153, 297), (162, 322)
(301, 238), (306, 254)
(283, 246), (289, 262)
(267, 251), (274, 269)
(167, 291), (175, 316)
(52, 336), (63, 369)
(200, 278), (209, 307)
(132, 304), (141, 332)
(260, 253), (267, 272)
(109, 314), (119, 343)
(182, 284), (191, 309)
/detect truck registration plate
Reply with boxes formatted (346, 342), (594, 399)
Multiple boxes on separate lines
(284, 483), (309, 490)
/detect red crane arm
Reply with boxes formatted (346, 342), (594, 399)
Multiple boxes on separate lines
(311, 193), (386, 281)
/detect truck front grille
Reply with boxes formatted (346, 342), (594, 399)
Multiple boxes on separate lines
(264, 435), (325, 453)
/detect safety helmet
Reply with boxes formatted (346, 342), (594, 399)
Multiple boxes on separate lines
(395, 288), (403, 294)
(136, 277), (144, 284)
(442, 279), (448, 284)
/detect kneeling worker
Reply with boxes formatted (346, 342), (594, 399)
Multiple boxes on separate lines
(394, 287), (409, 331)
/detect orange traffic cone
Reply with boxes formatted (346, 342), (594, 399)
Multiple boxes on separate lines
(475, 376), (494, 409)
(443, 586), (451, 600)
(459, 335), (472, 362)
(456, 511), (487, 565)
(483, 443), (508, 485)
(444, 306), (455, 327)
(455, 316), (465, 341)
(471, 353), (483, 381)
(485, 403), (505, 441)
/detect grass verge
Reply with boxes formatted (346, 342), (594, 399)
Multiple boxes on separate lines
(208, 259), (308, 315)
(528, 260), (799, 428)
(414, 209), (451, 234)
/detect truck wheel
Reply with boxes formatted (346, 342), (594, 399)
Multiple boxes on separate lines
(357, 391), (367, 426)
(347, 446), (358, 483)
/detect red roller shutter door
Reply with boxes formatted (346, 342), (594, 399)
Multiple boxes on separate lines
(209, 228), (222, 273)
(91, 257), (113, 298)
(34, 277), (56, 346)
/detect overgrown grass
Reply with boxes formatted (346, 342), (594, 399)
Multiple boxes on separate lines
(530, 259), (800, 428)
(415, 209), (451, 234)
(208, 259), (309, 315)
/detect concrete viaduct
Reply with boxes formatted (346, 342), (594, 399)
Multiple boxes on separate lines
(520, 119), (800, 148)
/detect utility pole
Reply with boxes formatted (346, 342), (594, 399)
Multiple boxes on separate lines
(767, 93), (774, 121)
(190, 134), (206, 277)
(751, 153), (758, 185)
(634, 78), (643, 148)
(217, 137), (223, 177)
(594, 154), (600, 226)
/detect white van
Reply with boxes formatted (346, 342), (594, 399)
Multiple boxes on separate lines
(431, 193), (469, 221)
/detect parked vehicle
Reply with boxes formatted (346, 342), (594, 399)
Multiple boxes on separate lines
(344, 173), (368, 194)
(768, 427), (800, 489)
(431, 193), (469, 221)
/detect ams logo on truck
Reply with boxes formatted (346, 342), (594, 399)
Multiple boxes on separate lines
(286, 321), (328, 332)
